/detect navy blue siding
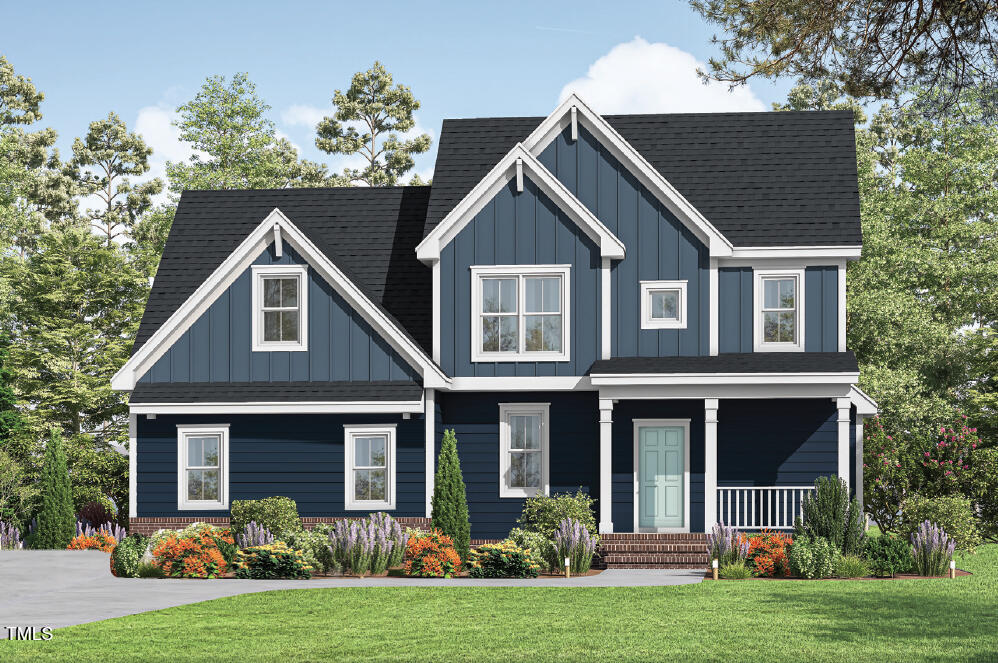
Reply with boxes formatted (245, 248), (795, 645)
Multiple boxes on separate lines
(540, 125), (710, 357)
(718, 267), (753, 353)
(439, 176), (601, 377)
(136, 413), (426, 518)
(436, 392), (599, 539)
(139, 244), (419, 384)
(805, 266), (839, 352)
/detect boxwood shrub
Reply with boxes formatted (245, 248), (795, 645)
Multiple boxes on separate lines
(109, 533), (149, 578)
(230, 497), (302, 536)
(900, 494), (981, 552)
(865, 534), (913, 577)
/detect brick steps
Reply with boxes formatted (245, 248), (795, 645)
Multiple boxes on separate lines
(597, 533), (708, 569)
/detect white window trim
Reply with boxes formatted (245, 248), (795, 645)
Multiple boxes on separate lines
(344, 424), (397, 510)
(753, 268), (805, 352)
(470, 264), (571, 363)
(498, 402), (550, 498)
(640, 280), (688, 330)
(251, 264), (309, 352)
(177, 424), (230, 511)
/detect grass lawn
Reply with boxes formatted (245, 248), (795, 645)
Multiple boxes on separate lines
(4, 546), (998, 662)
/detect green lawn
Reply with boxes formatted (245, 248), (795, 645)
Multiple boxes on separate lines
(5, 546), (998, 662)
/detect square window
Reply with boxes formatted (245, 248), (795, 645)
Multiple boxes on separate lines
(640, 281), (687, 329)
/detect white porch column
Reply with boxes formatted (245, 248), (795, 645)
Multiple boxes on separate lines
(128, 412), (137, 520)
(425, 388), (436, 518)
(837, 397), (851, 490)
(704, 398), (719, 532)
(855, 415), (866, 508)
(599, 398), (614, 533)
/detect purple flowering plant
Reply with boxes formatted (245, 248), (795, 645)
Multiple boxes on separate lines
(706, 522), (749, 566)
(911, 520), (956, 576)
(553, 518), (598, 574)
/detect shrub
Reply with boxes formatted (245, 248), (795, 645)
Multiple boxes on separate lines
(110, 534), (149, 577)
(706, 522), (749, 567)
(920, 412), (980, 497)
(553, 518), (598, 574)
(281, 526), (337, 574)
(234, 542), (313, 579)
(719, 560), (754, 579)
(794, 476), (865, 556)
(863, 415), (910, 534)
(864, 534), (913, 577)
(404, 529), (462, 578)
(77, 501), (115, 530)
(328, 514), (408, 576)
(834, 554), (871, 578)
(136, 561), (165, 578)
(787, 536), (837, 578)
(968, 446), (998, 541)
(746, 529), (793, 577)
(518, 489), (597, 539)
(506, 527), (553, 572)
(151, 524), (235, 578)
(237, 521), (275, 549)
(431, 429), (470, 562)
(468, 542), (540, 578)
(911, 520), (955, 577)
(899, 494), (981, 552)
(0, 520), (23, 549)
(229, 497), (301, 536)
(34, 429), (75, 549)
(67, 529), (117, 552)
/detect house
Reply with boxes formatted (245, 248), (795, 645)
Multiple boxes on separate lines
(113, 94), (877, 557)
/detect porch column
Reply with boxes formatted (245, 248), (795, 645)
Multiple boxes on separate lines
(855, 415), (866, 509)
(704, 398), (718, 532)
(836, 397), (851, 490)
(598, 398), (614, 533)
(425, 388), (435, 518)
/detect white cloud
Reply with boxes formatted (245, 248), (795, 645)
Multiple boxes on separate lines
(281, 104), (328, 130)
(133, 104), (197, 204)
(560, 37), (766, 114)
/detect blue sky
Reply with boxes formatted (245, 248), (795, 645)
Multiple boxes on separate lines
(2, 1), (794, 186)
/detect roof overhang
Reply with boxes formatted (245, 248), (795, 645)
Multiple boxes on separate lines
(129, 399), (425, 415)
(591, 371), (858, 401)
(850, 385), (879, 415)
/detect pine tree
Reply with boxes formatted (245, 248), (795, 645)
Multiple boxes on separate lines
(34, 428), (75, 549)
(431, 429), (470, 562)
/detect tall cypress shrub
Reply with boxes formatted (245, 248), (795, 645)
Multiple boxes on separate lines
(34, 429), (75, 549)
(431, 429), (470, 562)
(794, 475), (865, 556)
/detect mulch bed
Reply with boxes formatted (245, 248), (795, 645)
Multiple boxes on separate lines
(703, 569), (972, 580)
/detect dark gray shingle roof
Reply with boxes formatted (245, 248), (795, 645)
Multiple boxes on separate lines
(588, 352), (859, 374)
(129, 381), (423, 403)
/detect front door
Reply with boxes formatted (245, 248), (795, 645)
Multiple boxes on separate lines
(638, 425), (685, 530)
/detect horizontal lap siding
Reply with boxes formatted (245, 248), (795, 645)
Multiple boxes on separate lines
(139, 244), (419, 384)
(136, 414), (425, 518)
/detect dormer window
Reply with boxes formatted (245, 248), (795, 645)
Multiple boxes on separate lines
(754, 269), (804, 352)
(640, 280), (687, 329)
(252, 265), (308, 352)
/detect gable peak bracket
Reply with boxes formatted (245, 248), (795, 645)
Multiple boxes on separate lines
(570, 106), (578, 142)
(515, 157), (524, 192)
(273, 223), (283, 258)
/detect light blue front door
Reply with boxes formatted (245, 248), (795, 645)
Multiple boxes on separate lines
(638, 426), (685, 530)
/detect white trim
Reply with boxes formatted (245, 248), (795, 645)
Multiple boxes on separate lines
(447, 376), (593, 391)
(849, 385), (879, 415)
(515, 157), (523, 192)
(598, 398), (613, 533)
(128, 413), (137, 518)
(590, 372), (857, 386)
(498, 402), (550, 498)
(470, 264), (571, 363)
(416, 143), (625, 262)
(718, 257), (849, 269)
(424, 388), (435, 518)
(272, 224), (283, 258)
(709, 259), (719, 356)
(836, 397), (851, 490)
(251, 264), (308, 352)
(131, 400), (423, 415)
(600, 258), (611, 360)
(855, 416), (866, 509)
(570, 106), (577, 141)
(344, 424), (397, 511)
(640, 280), (687, 330)
(523, 93), (733, 256)
(176, 424), (230, 511)
(753, 268), (806, 352)
(703, 399), (718, 532)
(432, 258), (441, 364)
(838, 263), (847, 352)
(597, 383), (855, 401)
(112, 208), (449, 391)
(632, 418), (691, 533)
(728, 246), (862, 260)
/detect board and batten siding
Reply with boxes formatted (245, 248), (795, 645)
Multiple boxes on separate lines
(439, 176), (601, 377)
(804, 266), (839, 352)
(135, 413), (427, 518)
(138, 244), (419, 384)
(539, 125), (710, 357)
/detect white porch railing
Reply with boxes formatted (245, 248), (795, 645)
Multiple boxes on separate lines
(716, 486), (816, 530)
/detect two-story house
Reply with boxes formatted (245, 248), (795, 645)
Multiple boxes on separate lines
(113, 95), (877, 564)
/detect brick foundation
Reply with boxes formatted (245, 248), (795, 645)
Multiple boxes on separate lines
(129, 516), (432, 535)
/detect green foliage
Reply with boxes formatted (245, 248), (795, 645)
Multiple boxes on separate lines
(136, 561), (165, 578)
(279, 526), (337, 574)
(834, 554), (871, 578)
(787, 536), (837, 579)
(234, 542), (313, 579)
(864, 534), (914, 577)
(794, 476), (865, 556)
(718, 560), (754, 579)
(468, 542), (540, 578)
(900, 494), (982, 552)
(110, 534), (149, 578)
(431, 429), (470, 562)
(229, 497), (302, 537)
(506, 527), (553, 572)
(0, 449), (36, 529)
(0, 54), (44, 126)
(517, 489), (597, 539)
(861, 415), (910, 533)
(33, 429), (75, 549)
(315, 62), (431, 186)
(968, 447), (998, 541)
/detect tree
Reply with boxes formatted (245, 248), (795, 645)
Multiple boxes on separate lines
(128, 203), (174, 278)
(690, 0), (998, 114)
(167, 73), (341, 193)
(34, 429), (75, 549)
(0, 450), (37, 528)
(431, 429), (470, 562)
(0, 54), (44, 126)
(315, 62), (431, 186)
(69, 112), (163, 245)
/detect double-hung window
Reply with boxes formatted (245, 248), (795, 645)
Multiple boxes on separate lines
(177, 425), (229, 510)
(640, 280), (687, 329)
(498, 403), (550, 498)
(252, 264), (308, 351)
(754, 269), (805, 351)
(471, 265), (570, 362)
(344, 425), (396, 510)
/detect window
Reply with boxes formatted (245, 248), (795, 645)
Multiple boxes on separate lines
(252, 265), (308, 351)
(177, 425), (229, 510)
(344, 425), (396, 510)
(640, 280), (687, 329)
(754, 269), (805, 351)
(498, 403), (550, 498)
(471, 265), (570, 362)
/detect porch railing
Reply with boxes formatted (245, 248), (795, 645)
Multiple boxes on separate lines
(716, 486), (816, 530)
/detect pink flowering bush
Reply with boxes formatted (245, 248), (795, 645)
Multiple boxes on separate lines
(920, 413), (980, 496)
(863, 416), (909, 533)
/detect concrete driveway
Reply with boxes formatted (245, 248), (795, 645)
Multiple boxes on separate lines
(0, 551), (703, 629)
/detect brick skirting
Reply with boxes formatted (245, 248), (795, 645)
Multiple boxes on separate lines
(129, 516), (432, 535)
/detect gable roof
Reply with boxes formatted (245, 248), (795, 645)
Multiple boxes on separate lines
(424, 109), (862, 247)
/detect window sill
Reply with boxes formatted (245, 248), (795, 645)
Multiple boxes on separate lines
(251, 343), (309, 353)
(344, 501), (396, 511)
(177, 502), (228, 511)
(472, 353), (570, 363)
